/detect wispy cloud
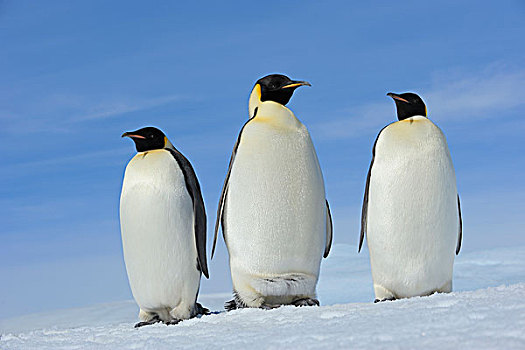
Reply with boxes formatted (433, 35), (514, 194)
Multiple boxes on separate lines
(70, 94), (183, 122)
(312, 65), (525, 140)
(0, 93), (186, 135)
(426, 66), (525, 119)
(311, 102), (390, 140)
(0, 147), (131, 181)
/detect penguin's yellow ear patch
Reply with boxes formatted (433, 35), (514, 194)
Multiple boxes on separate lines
(164, 136), (168, 147)
(248, 84), (263, 118)
(425, 105), (427, 116)
(254, 84), (262, 101)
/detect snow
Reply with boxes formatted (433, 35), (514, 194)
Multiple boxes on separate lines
(1, 244), (525, 349)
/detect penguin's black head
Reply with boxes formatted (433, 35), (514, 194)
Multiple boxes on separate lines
(122, 127), (167, 152)
(256, 74), (311, 106)
(387, 92), (427, 121)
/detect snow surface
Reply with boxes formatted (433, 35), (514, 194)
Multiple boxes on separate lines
(1, 244), (524, 349)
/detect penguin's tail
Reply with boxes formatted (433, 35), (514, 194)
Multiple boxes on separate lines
(251, 273), (317, 297)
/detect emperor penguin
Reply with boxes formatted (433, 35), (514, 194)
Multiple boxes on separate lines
(120, 127), (209, 327)
(359, 92), (463, 302)
(212, 74), (333, 310)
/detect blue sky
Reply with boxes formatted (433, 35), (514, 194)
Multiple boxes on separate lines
(1, 0), (524, 319)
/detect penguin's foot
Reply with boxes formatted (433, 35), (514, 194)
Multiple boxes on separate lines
(227, 300), (282, 310)
(165, 319), (181, 326)
(225, 297), (250, 311)
(134, 315), (161, 328)
(292, 298), (320, 307)
(373, 284), (396, 302)
(194, 302), (210, 316)
(224, 299), (238, 311)
(225, 291), (252, 311)
(437, 280), (453, 293)
(374, 297), (396, 303)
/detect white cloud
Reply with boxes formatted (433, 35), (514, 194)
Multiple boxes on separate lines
(71, 94), (183, 122)
(0, 147), (130, 180)
(312, 65), (525, 140)
(426, 66), (525, 119)
(0, 93), (186, 135)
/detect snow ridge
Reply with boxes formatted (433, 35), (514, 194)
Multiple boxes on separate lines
(1, 245), (524, 349)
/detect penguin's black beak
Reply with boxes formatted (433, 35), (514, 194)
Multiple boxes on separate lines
(122, 132), (146, 139)
(387, 92), (410, 104)
(281, 80), (311, 89)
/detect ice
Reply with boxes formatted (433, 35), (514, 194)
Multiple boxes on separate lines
(1, 244), (524, 349)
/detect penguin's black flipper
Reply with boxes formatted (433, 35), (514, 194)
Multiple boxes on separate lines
(212, 116), (256, 258)
(359, 125), (388, 253)
(359, 161), (372, 253)
(456, 194), (463, 255)
(324, 200), (333, 258)
(166, 148), (209, 279)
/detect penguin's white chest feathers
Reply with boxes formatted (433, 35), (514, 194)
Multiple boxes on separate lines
(225, 102), (327, 277)
(120, 150), (199, 311)
(367, 116), (458, 297)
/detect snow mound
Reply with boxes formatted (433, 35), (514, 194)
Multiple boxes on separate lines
(1, 244), (525, 349)
(2, 284), (524, 349)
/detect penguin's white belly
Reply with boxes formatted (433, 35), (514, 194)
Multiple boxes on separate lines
(120, 150), (199, 312)
(367, 117), (458, 298)
(225, 120), (326, 282)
